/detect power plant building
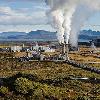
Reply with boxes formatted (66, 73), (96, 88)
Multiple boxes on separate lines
(11, 46), (22, 52)
(32, 43), (55, 53)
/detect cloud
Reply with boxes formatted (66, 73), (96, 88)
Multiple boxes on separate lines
(0, 0), (45, 2)
(0, 6), (48, 25)
(0, 0), (52, 32)
(0, 7), (14, 15)
(0, 25), (55, 33)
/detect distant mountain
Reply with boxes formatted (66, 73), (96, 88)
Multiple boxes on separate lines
(79, 29), (100, 41)
(80, 29), (100, 36)
(0, 29), (99, 41)
(25, 30), (57, 40)
(0, 32), (27, 38)
(0, 30), (57, 41)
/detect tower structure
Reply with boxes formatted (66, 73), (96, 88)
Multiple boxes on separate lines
(63, 34), (69, 60)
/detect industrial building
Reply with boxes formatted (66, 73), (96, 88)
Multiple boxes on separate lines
(31, 42), (55, 53)
(11, 46), (22, 52)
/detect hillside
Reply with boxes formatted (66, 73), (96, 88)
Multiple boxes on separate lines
(0, 30), (99, 41)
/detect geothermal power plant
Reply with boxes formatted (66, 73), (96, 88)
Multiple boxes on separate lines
(44, 0), (100, 75)
(45, 0), (100, 61)
(0, 1), (100, 99)
(45, 0), (100, 47)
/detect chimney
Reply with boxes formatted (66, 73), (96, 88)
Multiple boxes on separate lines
(63, 34), (69, 60)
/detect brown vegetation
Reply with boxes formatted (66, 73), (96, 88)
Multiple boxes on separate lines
(0, 46), (100, 99)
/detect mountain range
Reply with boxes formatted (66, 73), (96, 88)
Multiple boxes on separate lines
(79, 29), (100, 41)
(0, 30), (57, 41)
(0, 29), (99, 41)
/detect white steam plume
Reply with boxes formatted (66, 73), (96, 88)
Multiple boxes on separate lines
(63, 7), (76, 44)
(46, 0), (100, 46)
(49, 9), (65, 43)
(69, 0), (100, 47)
(46, 0), (78, 44)
(69, 5), (94, 47)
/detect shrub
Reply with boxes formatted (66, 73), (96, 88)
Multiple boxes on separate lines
(0, 86), (9, 95)
(3, 94), (26, 100)
(76, 96), (90, 100)
(32, 82), (68, 99)
(29, 88), (44, 100)
(14, 77), (33, 94)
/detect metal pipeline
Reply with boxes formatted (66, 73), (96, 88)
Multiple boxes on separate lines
(66, 60), (100, 74)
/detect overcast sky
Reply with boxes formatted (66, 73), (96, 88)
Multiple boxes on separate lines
(0, 0), (100, 32)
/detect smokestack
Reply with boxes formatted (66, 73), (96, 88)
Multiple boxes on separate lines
(46, 0), (100, 48)
(63, 34), (69, 60)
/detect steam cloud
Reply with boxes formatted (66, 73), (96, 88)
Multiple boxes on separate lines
(47, 9), (65, 43)
(45, 0), (100, 47)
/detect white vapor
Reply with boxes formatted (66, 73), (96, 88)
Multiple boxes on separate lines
(46, 0), (100, 46)
(69, 4), (94, 47)
(48, 9), (65, 43)
(70, 0), (100, 47)
(63, 7), (76, 44)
